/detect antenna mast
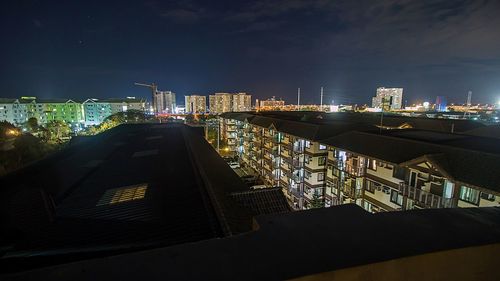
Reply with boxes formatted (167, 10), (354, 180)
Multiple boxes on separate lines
(320, 86), (324, 111)
(463, 90), (472, 119)
(297, 88), (301, 110)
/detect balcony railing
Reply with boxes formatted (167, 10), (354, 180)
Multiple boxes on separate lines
(329, 159), (365, 177)
(292, 158), (304, 168)
(290, 187), (303, 198)
(399, 183), (455, 208)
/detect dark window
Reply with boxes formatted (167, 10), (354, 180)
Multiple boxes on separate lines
(390, 190), (402, 205)
(393, 166), (406, 180)
(480, 193), (495, 201)
(365, 180), (375, 193)
(318, 156), (326, 166)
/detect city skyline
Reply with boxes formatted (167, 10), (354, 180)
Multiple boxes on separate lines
(1, 1), (500, 104)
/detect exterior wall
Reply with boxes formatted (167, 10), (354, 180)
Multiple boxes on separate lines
(109, 100), (145, 114)
(0, 101), (16, 124)
(83, 100), (113, 126)
(371, 87), (403, 110)
(209, 93), (232, 114)
(232, 93), (252, 112)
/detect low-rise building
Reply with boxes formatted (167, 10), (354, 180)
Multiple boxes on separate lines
(82, 99), (113, 126)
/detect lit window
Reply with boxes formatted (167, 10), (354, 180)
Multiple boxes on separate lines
(305, 140), (311, 148)
(319, 144), (327, 150)
(459, 186), (480, 205)
(97, 184), (148, 206)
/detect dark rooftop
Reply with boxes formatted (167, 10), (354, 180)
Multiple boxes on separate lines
(3, 204), (500, 280)
(0, 124), (290, 272)
(222, 111), (486, 133)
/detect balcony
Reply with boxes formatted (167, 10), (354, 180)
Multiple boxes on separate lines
(344, 163), (366, 177)
(290, 187), (303, 198)
(292, 158), (304, 168)
(280, 148), (291, 158)
(399, 183), (455, 209)
(293, 145), (304, 154)
(264, 141), (273, 149)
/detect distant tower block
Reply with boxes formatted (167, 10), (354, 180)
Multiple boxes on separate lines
(466, 91), (472, 107)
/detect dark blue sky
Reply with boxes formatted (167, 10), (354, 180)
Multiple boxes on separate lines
(1, 0), (500, 105)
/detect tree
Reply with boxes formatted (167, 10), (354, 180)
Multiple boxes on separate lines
(185, 114), (195, 124)
(310, 193), (325, 209)
(46, 120), (71, 141)
(27, 117), (39, 132)
(0, 121), (19, 140)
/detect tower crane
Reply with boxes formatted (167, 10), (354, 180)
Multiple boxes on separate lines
(135, 82), (158, 114)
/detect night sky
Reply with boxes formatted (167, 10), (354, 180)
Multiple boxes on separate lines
(1, 0), (500, 105)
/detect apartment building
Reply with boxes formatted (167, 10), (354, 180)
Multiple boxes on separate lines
(185, 95), (207, 114)
(153, 91), (176, 114)
(220, 112), (500, 212)
(232, 93), (252, 112)
(82, 99), (113, 126)
(1, 97), (146, 128)
(209, 92), (252, 114)
(371, 87), (403, 110)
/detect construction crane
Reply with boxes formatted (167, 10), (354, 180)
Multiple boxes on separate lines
(135, 82), (158, 113)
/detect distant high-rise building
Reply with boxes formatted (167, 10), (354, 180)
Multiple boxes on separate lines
(153, 91), (176, 114)
(209, 93), (232, 114)
(209, 92), (252, 114)
(371, 87), (403, 110)
(260, 97), (285, 108)
(185, 95), (207, 114)
(232, 93), (252, 112)
(435, 96), (447, 112)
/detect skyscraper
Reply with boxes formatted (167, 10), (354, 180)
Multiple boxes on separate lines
(185, 95), (207, 114)
(209, 93), (232, 114)
(371, 87), (403, 110)
(153, 91), (176, 114)
(232, 93), (252, 112)
(209, 93), (252, 114)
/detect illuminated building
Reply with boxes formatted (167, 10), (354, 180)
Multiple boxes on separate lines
(153, 90), (176, 114)
(0, 97), (145, 128)
(185, 95), (207, 114)
(259, 97), (285, 109)
(435, 96), (448, 112)
(232, 93), (252, 112)
(209, 93), (232, 114)
(209, 92), (251, 114)
(371, 87), (403, 110)
(221, 112), (500, 211)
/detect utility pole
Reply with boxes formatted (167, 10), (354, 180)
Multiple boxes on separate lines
(379, 97), (385, 134)
(297, 88), (301, 110)
(217, 117), (220, 152)
(320, 86), (324, 111)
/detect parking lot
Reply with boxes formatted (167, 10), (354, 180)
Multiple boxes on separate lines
(221, 156), (263, 187)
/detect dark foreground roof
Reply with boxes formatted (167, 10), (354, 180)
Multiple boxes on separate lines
(0, 124), (291, 272)
(3, 205), (500, 280)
